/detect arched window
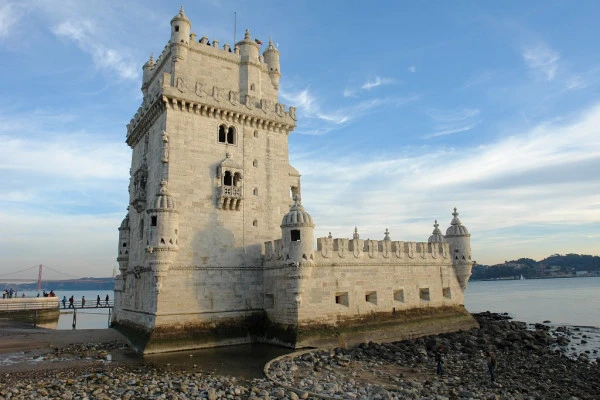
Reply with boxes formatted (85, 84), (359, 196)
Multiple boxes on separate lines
(223, 171), (232, 186)
(227, 127), (236, 144)
(254, 130), (259, 138)
(253, 160), (258, 167)
(250, 83), (255, 91)
(218, 124), (226, 143)
(253, 188), (258, 196)
(253, 219), (258, 227)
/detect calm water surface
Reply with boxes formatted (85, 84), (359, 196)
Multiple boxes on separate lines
(11, 279), (600, 377)
(465, 277), (600, 327)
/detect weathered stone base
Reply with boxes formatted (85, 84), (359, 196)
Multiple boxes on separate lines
(113, 306), (477, 354)
(112, 312), (269, 354)
(294, 305), (478, 349)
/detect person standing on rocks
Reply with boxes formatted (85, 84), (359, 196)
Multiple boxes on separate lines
(436, 346), (444, 376)
(486, 351), (497, 382)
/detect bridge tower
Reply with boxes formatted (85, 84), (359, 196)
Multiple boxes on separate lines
(37, 264), (42, 291)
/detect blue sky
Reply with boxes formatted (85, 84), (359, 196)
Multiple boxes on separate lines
(1, 1), (599, 278)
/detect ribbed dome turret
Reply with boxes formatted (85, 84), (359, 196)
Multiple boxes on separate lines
(428, 220), (446, 243)
(119, 214), (130, 229)
(143, 54), (155, 69)
(446, 208), (469, 236)
(281, 197), (314, 228)
(170, 5), (190, 25)
(152, 181), (176, 210)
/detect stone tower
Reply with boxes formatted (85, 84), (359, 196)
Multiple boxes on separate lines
(445, 208), (473, 290)
(112, 7), (300, 352)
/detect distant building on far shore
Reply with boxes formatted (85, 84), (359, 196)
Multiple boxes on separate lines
(112, 7), (477, 354)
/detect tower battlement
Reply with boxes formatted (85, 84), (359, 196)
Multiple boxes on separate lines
(263, 236), (450, 267)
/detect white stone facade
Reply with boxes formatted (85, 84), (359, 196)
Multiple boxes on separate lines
(113, 7), (476, 353)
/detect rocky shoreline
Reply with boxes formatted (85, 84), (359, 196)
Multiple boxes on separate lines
(1, 312), (599, 399)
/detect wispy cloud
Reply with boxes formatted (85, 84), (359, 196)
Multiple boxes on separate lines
(0, 2), (21, 39)
(361, 76), (397, 90)
(422, 108), (480, 139)
(522, 44), (560, 81)
(293, 103), (600, 263)
(282, 87), (417, 135)
(52, 20), (138, 81)
(408, 66), (416, 73)
(281, 88), (350, 126)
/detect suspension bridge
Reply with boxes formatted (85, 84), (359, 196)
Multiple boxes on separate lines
(0, 264), (116, 290)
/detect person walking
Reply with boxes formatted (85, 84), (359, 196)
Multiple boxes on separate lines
(81, 296), (86, 308)
(62, 296), (67, 308)
(105, 294), (109, 306)
(68, 295), (74, 309)
(486, 352), (497, 383)
(435, 346), (444, 376)
(96, 295), (101, 307)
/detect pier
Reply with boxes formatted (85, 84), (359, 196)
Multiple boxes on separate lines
(0, 297), (114, 328)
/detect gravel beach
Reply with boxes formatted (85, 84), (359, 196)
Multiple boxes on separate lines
(1, 313), (599, 399)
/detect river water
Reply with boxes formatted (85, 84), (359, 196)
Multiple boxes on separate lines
(28, 277), (598, 330)
(464, 276), (600, 327)
(12, 278), (600, 377)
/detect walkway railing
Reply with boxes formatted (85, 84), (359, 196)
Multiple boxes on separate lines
(0, 297), (59, 311)
(59, 300), (114, 311)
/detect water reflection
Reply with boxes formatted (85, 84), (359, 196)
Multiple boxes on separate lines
(143, 343), (293, 379)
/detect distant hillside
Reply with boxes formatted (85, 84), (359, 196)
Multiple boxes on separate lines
(1, 277), (114, 291)
(472, 254), (600, 280)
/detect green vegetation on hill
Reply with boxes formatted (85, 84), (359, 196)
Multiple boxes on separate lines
(472, 254), (600, 280)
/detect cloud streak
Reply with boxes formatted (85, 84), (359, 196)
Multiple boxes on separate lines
(293, 103), (600, 263)
(52, 20), (138, 81)
(522, 44), (560, 81)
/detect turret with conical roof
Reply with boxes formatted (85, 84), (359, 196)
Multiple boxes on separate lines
(145, 181), (179, 295)
(444, 208), (473, 290)
(263, 38), (281, 88)
(428, 220), (446, 243)
(170, 6), (191, 64)
(117, 213), (130, 274)
(281, 196), (315, 264)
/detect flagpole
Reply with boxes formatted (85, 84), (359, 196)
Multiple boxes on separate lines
(234, 12), (237, 46)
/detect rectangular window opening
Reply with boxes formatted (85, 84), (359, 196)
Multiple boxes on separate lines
(443, 287), (451, 299)
(291, 229), (301, 242)
(335, 292), (349, 307)
(151, 216), (157, 226)
(393, 289), (405, 303)
(365, 291), (377, 305)
(419, 288), (430, 301)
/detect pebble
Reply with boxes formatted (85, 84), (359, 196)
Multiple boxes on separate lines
(1, 313), (598, 399)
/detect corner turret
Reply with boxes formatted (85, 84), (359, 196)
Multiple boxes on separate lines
(170, 6), (191, 45)
(145, 181), (179, 295)
(170, 6), (191, 63)
(142, 54), (155, 97)
(117, 213), (130, 274)
(236, 29), (261, 100)
(445, 208), (473, 290)
(281, 196), (315, 264)
(428, 220), (446, 243)
(263, 38), (281, 89)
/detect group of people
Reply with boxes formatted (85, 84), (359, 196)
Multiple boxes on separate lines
(435, 346), (497, 383)
(2, 288), (21, 298)
(60, 294), (110, 309)
(38, 290), (56, 297)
